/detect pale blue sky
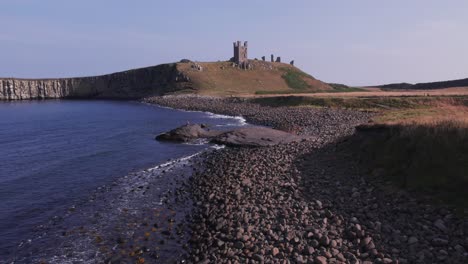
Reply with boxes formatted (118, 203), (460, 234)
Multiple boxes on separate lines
(1, 0), (467, 85)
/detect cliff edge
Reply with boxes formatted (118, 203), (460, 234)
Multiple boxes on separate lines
(0, 63), (192, 100)
(0, 60), (331, 100)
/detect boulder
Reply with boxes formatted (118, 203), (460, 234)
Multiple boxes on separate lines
(155, 124), (221, 142)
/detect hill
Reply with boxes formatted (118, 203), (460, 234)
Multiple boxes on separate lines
(0, 60), (331, 100)
(175, 60), (331, 96)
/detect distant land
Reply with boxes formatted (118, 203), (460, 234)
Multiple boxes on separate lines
(372, 77), (468, 90)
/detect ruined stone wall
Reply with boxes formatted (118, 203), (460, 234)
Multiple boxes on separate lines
(0, 64), (189, 100)
(233, 41), (248, 64)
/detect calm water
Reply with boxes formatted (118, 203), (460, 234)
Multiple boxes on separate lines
(0, 100), (243, 258)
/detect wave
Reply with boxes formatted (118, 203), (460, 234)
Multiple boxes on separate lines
(144, 102), (248, 127)
(206, 112), (247, 126)
(147, 152), (201, 172)
(210, 144), (225, 150)
(146, 143), (224, 171)
(10, 147), (221, 263)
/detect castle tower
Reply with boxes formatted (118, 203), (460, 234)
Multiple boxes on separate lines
(233, 41), (248, 64)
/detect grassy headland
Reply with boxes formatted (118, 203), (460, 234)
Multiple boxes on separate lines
(175, 60), (332, 96)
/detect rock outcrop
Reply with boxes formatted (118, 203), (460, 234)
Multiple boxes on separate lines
(155, 124), (222, 142)
(0, 63), (191, 100)
(156, 124), (306, 147)
(211, 126), (306, 147)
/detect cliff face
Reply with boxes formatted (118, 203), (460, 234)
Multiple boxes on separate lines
(0, 63), (191, 100)
(0, 60), (333, 99)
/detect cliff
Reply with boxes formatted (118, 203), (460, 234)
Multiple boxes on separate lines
(0, 60), (331, 100)
(0, 63), (191, 100)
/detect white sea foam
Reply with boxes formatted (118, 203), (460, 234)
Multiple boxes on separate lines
(145, 102), (248, 127)
(147, 151), (202, 172)
(210, 144), (225, 150)
(206, 112), (247, 126)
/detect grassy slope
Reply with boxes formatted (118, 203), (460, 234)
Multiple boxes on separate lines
(353, 122), (468, 208)
(176, 61), (331, 96)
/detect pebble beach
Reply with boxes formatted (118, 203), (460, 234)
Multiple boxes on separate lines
(144, 95), (468, 264)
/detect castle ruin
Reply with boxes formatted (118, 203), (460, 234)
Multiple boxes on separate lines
(233, 41), (248, 64)
(232, 41), (294, 68)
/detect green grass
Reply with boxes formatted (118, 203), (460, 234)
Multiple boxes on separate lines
(353, 122), (468, 208)
(255, 90), (319, 95)
(328, 83), (366, 92)
(280, 68), (311, 90)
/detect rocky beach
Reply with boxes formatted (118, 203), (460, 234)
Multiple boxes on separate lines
(3, 2), (468, 263)
(144, 95), (468, 264)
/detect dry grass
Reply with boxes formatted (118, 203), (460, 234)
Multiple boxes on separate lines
(176, 61), (331, 96)
(373, 97), (468, 125)
(245, 86), (468, 98)
(375, 105), (468, 125)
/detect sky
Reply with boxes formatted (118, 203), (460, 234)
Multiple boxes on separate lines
(1, 0), (467, 86)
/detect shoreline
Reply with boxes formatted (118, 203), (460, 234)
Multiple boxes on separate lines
(142, 99), (249, 127)
(4, 96), (466, 263)
(0, 102), (242, 264)
(145, 95), (467, 263)
(5, 149), (219, 264)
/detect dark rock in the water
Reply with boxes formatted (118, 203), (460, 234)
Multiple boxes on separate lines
(156, 123), (307, 147)
(155, 124), (221, 142)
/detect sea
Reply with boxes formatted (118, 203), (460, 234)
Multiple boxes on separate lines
(0, 100), (245, 262)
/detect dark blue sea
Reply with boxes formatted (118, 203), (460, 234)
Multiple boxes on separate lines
(0, 100), (244, 261)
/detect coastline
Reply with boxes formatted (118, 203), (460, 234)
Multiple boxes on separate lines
(4, 96), (466, 263)
(145, 95), (467, 263)
(142, 100), (248, 127)
(6, 149), (221, 264)
(0, 102), (242, 264)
